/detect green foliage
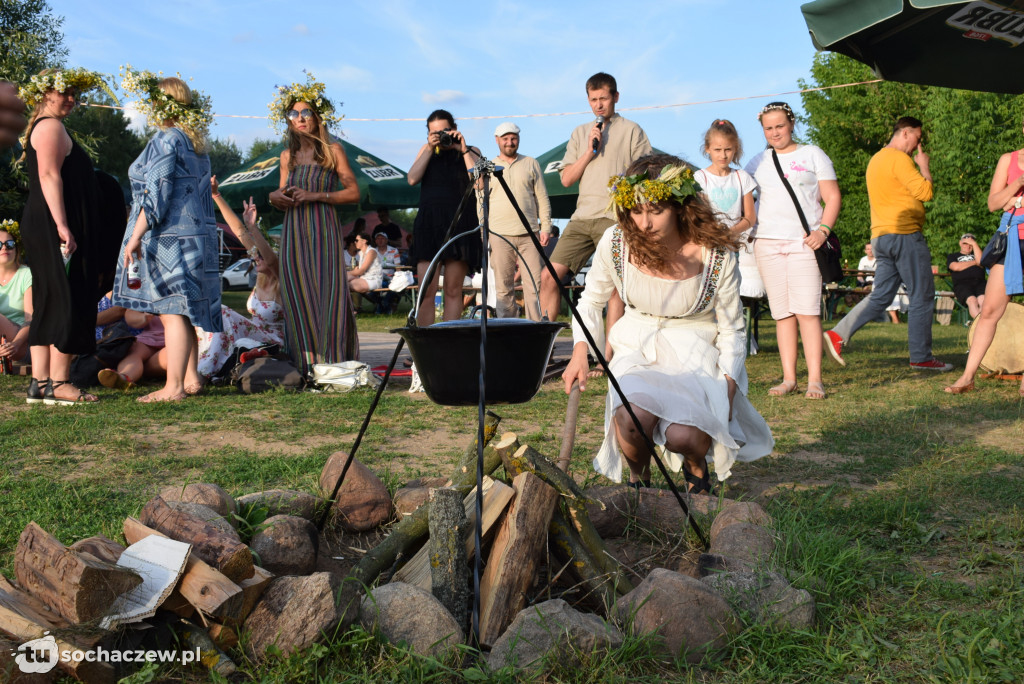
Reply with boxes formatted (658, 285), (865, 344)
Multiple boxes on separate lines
(243, 136), (283, 165)
(0, 0), (66, 84)
(64, 92), (145, 187)
(800, 52), (1024, 261)
(207, 137), (243, 179)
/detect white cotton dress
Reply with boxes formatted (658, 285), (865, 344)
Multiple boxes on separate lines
(573, 228), (774, 483)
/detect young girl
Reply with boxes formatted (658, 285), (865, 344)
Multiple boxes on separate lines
(697, 120), (764, 301)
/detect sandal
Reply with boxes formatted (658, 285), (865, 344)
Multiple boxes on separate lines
(768, 380), (799, 396)
(629, 479), (652, 491)
(682, 463), (713, 495)
(943, 382), (975, 395)
(44, 380), (98, 405)
(805, 381), (826, 400)
(27, 378), (48, 405)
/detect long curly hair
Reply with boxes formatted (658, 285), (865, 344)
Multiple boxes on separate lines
(615, 153), (739, 271)
(285, 105), (336, 172)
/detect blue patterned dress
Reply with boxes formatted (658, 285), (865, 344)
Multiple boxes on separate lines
(112, 128), (222, 332)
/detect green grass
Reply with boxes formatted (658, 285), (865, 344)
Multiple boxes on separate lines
(1, 317), (1022, 682)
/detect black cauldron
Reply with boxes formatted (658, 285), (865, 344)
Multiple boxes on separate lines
(393, 318), (567, 406)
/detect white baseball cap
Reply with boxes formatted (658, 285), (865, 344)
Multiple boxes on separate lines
(494, 122), (521, 137)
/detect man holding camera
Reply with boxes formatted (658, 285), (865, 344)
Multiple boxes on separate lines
(479, 122), (552, 321)
(538, 72), (651, 320)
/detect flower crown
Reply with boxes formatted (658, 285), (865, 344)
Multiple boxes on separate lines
(119, 65), (213, 141)
(267, 72), (342, 133)
(607, 165), (702, 211)
(758, 101), (795, 122)
(19, 68), (116, 108)
(0, 219), (21, 249)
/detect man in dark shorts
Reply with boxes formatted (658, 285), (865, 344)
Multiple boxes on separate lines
(947, 233), (986, 318)
(538, 72), (651, 319)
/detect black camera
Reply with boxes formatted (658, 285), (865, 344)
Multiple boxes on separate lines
(438, 129), (456, 147)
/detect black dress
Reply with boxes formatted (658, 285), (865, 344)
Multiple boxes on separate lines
(21, 117), (103, 354)
(409, 149), (482, 270)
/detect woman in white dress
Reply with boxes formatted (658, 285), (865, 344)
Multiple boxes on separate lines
(563, 154), (774, 493)
(347, 232), (384, 294)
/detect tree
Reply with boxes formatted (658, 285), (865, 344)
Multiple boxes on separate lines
(799, 52), (1024, 261)
(0, 0), (66, 83)
(243, 137), (282, 165)
(206, 137), (243, 179)
(64, 93), (145, 187)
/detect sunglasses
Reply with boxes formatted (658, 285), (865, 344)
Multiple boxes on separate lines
(286, 109), (315, 122)
(0, 239), (16, 250)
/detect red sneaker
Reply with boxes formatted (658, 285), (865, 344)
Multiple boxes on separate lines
(910, 359), (953, 371)
(823, 330), (846, 366)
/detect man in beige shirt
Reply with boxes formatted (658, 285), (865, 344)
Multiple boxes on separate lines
(539, 72), (652, 319)
(479, 122), (552, 320)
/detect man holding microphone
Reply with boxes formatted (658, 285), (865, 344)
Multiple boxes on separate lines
(539, 72), (651, 320)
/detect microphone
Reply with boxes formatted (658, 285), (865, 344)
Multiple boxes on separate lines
(592, 115), (605, 153)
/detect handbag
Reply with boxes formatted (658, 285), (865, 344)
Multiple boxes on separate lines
(311, 361), (381, 393)
(771, 150), (843, 283)
(981, 190), (1024, 269)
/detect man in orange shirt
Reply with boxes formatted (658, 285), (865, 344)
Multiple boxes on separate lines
(824, 117), (953, 371)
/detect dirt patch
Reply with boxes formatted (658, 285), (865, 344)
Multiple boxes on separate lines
(971, 420), (1024, 454)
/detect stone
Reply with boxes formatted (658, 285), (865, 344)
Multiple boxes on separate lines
(613, 568), (740, 663)
(236, 489), (321, 521)
(585, 485), (726, 538)
(249, 515), (319, 576)
(167, 502), (239, 540)
(709, 522), (776, 566)
(487, 599), (623, 672)
(393, 488), (430, 518)
(160, 483), (236, 517)
(244, 572), (358, 660)
(709, 502), (773, 545)
(359, 582), (464, 660)
(319, 452), (393, 532)
(701, 571), (815, 630)
(697, 553), (755, 576)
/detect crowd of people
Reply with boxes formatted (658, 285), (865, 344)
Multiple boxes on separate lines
(1, 65), (1022, 492)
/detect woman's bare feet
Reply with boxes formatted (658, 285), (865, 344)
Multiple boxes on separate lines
(137, 389), (187, 403)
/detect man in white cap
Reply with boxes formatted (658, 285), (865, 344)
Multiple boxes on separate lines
(479, 122), (552, 320)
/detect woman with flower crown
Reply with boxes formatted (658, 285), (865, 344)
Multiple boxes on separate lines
(111, 69), (221, 403)
(563, 154), (773, 494)
(267, 74), (359, 373)
(18, 68), (112, 404)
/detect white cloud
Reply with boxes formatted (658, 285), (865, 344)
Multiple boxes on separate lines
(422, 90), (466, 105)
(292, 24), (310, 35)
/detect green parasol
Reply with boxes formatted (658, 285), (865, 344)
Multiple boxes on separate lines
(801, 0), (1024, 93)
(217, 140), (420, 213)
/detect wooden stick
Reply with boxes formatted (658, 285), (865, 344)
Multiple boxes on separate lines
(557, 380), (581, 472)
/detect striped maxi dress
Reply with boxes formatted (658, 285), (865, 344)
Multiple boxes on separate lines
(279, 163), (358, 374)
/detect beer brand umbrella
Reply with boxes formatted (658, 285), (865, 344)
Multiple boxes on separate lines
(801, 0), (1024, 93)
(217, 141), (419, 213)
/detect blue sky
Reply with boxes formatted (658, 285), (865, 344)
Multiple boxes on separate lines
(56, 1), (824, 194)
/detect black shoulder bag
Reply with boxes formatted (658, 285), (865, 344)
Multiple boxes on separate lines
(771, 150), (843, 283)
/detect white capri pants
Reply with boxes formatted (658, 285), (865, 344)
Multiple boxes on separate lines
(753, 238), (822, 319)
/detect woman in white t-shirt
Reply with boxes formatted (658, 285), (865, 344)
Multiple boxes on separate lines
(697, 119), (763, 300)
(745, 102), (841, 400)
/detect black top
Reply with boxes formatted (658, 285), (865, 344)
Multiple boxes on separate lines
(946, 251), (985, 284)
(21, 118), (103, 354)
(409, 149), (481, 269)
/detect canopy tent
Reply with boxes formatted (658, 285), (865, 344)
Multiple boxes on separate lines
(801, 0), (1024, 93)
(217, 140), (420, 214)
